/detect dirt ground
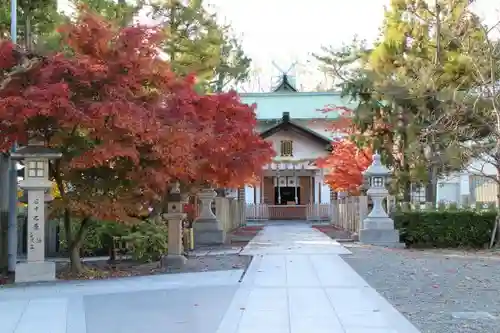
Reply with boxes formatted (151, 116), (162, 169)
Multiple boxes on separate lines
(312, 224), (355, 241)
(1, 225), (263, 284)
(56, 254), (252, 281)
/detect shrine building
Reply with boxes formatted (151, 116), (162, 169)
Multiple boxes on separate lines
(239, 74), (357, 220)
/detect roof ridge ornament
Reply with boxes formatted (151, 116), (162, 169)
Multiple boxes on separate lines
(271, 61), (298, 93)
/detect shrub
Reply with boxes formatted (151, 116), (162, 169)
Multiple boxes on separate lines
(119, 220), (168, 262)
(394, 210), (495, 248)
(58, 219), (168, 261)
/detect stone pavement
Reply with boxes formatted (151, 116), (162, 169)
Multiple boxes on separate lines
(217, 222), (422, 333)
(0, 270), (243, 333)
(0, 222), (421, 333)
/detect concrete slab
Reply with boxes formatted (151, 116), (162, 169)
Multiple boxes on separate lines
(0, 300), (29, 333)
(0, 270), (244, 333)
(0, 270), (244, 301)
(84, 286), (239, 333)
(241, 224), (351, 256)
(14, 298), (67, 333)
(217, 223), (421, 333)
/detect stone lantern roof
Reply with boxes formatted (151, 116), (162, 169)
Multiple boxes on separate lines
(10, 143), (62, 160)
(363, 153), (391, 177)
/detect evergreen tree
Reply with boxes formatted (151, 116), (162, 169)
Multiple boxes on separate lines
(210, 32), (251, 92)
(315, 0), (485, 202)
(150, 0), (251, 91)
(150, 0), (223, 85)
(0, 0), (61, 50)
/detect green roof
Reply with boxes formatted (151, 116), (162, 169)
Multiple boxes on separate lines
(240, 91), (358, 120)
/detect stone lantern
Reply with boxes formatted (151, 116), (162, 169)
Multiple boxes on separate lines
(359, 153), (402, 247)
(11, 142), (62, 283)
(193, 188), (225, 246)
(161, 182), (187, 268)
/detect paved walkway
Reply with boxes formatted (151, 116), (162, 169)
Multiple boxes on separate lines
(0, 270), (243, 333)
(217, 223), (421, 333)
(0, 223), (421, 333)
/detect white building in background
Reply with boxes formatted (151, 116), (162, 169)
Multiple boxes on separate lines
(238, 73), (499, 220)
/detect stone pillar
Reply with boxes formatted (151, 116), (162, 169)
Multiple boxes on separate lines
(314, 175), (321, 204)
(255, 186), (261, 204)
(16, 188), (55, 282)
(20, 191), (56, 257)
(293, 166), (298, 204)
(358, 153), (403, 248)
(193, 188), (225, 246)
(26, 190), (45, 262)
(261, 177), (264, 203)
(161, 183), (187, 267)
(277, 170), (281, 204)
(13, 144), (62, 283)
(162, 212), (187, 268)
(0, 156), (9, 272)
(309, 175), (313, 204)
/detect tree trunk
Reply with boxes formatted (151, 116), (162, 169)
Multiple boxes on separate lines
(425, 166), (437, 205)
(24, 10), (32, 51)
(402, 180), (411, 203)
(69, 245), (83, 274)
(491, 165), (500, 248)
(63, 209), (90, 274)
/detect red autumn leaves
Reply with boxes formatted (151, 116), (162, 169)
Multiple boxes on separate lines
(316, 107), (372, 194)
(317, 139), (372, 194)
(0, 10), (273, 221)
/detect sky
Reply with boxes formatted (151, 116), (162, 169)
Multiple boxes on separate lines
(58, 0), (500, 91)
(206, 0), (391, 91)
(205, 0), (500, 91)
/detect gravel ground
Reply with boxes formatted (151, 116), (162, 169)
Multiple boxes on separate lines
(341, 244), (500, 333)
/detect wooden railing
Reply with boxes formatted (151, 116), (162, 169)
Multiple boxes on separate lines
(331, 196), (368, 234)
(306, 204), (333, 221)
(268, 205), (307, 219)
(246, 203), (335, 221)
(246, 203), (269, 220)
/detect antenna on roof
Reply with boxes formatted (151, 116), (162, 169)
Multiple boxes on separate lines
(270, 60), (299, 92)
(285, 61), (298, 74)
(272, 60), (298, 75)
(272, 61), (285, 74)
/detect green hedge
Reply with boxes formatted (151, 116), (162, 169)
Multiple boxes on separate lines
(394, 210), (496, 248)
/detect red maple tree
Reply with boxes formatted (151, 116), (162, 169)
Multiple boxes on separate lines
(0, 9), (272, 272)
(190, 92), (274, 188)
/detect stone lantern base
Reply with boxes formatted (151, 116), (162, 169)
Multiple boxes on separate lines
(193, 219), (225, 246)
(15, 261), (56, 283)
(193, 189), (225, 246)
(359, 217), (404, 248)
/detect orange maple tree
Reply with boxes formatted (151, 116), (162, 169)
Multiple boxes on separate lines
(315, 105), (374, 194)
(317, 139), (372, 194)
(0, 9), (273, 272)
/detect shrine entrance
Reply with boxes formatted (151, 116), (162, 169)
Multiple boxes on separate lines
(274, 186), (301, 205)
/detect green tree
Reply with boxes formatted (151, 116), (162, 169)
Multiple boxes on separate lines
(0, 0), (61, 50)
(210, 32), (251, 92)
(315, 0), (485, 202)
(73, 0), (143, 27)
(150, 0), (223, 85)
